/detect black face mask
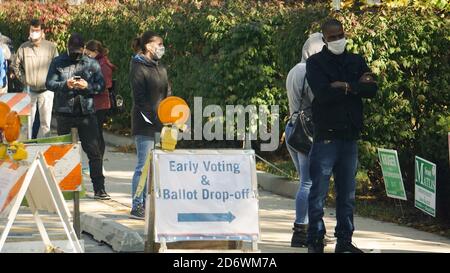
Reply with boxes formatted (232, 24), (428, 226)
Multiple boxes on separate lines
(69, 52), (82, 61)
(68, 49), (82, 61)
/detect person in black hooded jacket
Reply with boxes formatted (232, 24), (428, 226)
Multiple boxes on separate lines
(129, 31), (171, 219)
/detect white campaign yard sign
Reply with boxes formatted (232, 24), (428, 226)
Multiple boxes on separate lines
(153, 149), (259, 243)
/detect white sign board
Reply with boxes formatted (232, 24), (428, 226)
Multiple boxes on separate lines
(152, 149), (259, 243)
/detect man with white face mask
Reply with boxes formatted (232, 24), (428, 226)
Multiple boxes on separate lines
(305, 19), (378, 253)
(12, 18), (59, 138)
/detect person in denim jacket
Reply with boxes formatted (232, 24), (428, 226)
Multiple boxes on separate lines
(46, 33), (109, 200)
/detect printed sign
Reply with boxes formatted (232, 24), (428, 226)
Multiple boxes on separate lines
(415, 156), (436, 217)
(152, 149), (259, 242)
(377, 148), (407, 200)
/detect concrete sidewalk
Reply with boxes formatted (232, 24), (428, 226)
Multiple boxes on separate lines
(74, 131), (450, 253)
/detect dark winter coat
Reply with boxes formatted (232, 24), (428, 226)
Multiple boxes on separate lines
(306, 46), (378, 141)
(46, 54), (105, 116)
(129, 54), (171, 137)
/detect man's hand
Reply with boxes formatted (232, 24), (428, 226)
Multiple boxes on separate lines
(74, 79), (89, 90)
(359, 72), (376, 83)
(330, 81), (347, 90)
(67, 78), (76, 89)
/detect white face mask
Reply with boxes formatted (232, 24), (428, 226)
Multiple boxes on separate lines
(154, 46), (165, 60)
(326, 38), (347, 55)
(29, 31), (42, 41)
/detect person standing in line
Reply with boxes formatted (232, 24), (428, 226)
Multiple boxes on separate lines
(85, 40), (117, 163)
(306, 19), (378, 253)
(1, 33), (25, 94)
(129, 31), (171, 219)
(46, 33), (110, 200)
(285, 32), (326, 247)
(11, 18), (58, 138)
(0, 39), (11, 93)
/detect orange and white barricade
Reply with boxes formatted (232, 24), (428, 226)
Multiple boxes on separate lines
(24, 143), (82, 192)
(0, 155), (82, 253)
(0, 160), (28, 217)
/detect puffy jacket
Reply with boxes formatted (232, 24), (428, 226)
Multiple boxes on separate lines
(130, 54), (171, 137)
(46, 53), (105, 115)
(306, 46), (378, 141)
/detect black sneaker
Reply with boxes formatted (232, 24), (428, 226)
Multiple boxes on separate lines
(94, 189), (111, 200)
(308, 242), (324, 253)
(335, 242), (364, 253)
(291, 223), (308, 247)
(130, 205), (145, 220)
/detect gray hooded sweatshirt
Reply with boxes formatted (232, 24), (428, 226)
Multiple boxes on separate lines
(286, 32), (325, 117)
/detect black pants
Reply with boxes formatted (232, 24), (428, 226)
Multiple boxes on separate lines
(32, 106), (40, 139)
(95, 109), (108, 158)
(56, 114), (105, 192)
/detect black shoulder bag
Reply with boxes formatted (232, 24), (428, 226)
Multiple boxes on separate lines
(286, 74), (314, 154)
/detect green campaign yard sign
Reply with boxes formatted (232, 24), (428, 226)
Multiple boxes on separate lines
(377, 148), (407, 200)
(415, 156), (436, 217)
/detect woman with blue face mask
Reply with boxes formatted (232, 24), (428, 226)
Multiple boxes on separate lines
(129, 31), (171, 219)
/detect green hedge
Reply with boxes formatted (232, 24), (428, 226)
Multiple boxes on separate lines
(0, 0), (449, 220)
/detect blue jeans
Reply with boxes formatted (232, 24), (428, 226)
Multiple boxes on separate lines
(307, 139), (358, 244)
(131, 135), (154, 209)
(285, 123), (312, 225)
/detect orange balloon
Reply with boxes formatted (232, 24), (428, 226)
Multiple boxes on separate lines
(157, 96), (190, 124)
(0, 102), (11, 129)
(4, 111), (21, 142)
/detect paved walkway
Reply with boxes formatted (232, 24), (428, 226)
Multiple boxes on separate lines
(75, 147), (450, 253)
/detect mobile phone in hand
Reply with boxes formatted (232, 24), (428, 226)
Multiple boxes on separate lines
(73, 76), (81, 81)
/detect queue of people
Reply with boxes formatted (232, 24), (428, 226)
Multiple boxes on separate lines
(0, 18), (172, 218)
(285, 19), (378, 253)
(1, 17), (378, 252)
(1, 19), (118, 200)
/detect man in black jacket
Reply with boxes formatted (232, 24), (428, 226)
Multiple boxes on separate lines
(46, 33), (109, 200)
(306, 19), (378, 253)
